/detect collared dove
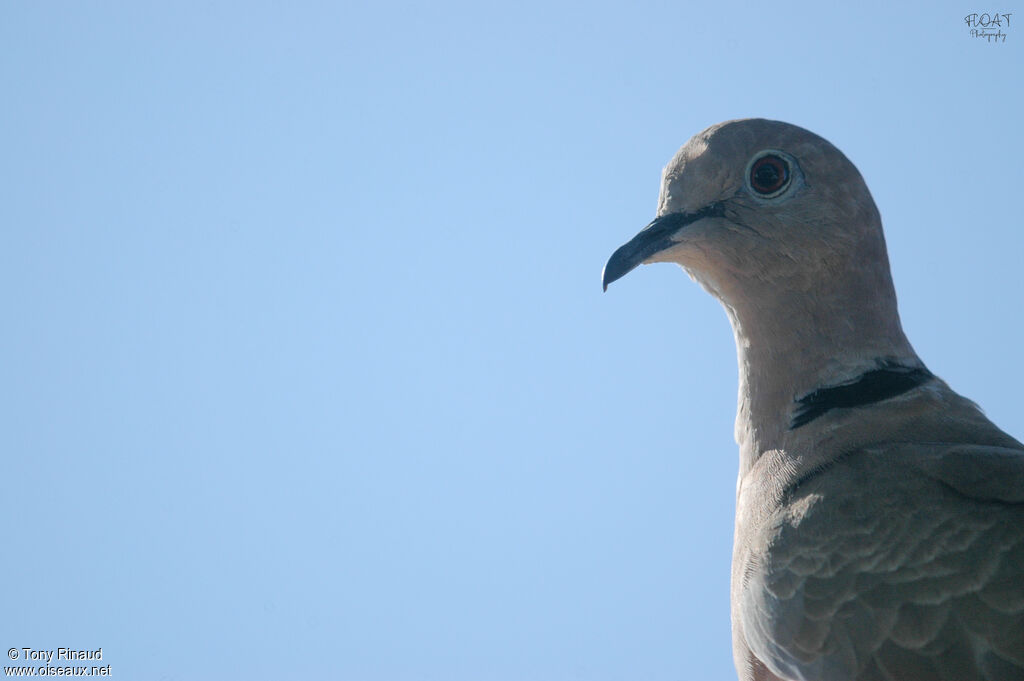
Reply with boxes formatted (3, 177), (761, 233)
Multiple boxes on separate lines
(602, 119), (1024, 681)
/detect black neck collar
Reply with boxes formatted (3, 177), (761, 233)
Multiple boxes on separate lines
(790, 361), (934, 430)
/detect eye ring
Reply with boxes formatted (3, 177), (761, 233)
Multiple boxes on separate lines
(747, 152), (793, 198)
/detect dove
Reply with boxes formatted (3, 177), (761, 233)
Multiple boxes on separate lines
(602, 119), (1024, 681)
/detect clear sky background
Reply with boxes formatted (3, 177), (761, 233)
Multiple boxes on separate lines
(1, 2), (1021, 679)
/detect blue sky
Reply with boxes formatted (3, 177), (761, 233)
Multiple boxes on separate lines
(1, 2), (1021, 679)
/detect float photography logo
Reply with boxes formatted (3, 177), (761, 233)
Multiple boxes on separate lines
(965, 12), (1012, 42)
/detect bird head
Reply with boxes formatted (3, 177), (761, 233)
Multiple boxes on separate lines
(603, 119), (893, 319)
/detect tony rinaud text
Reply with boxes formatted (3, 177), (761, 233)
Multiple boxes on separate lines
(19, 649), (103, 663)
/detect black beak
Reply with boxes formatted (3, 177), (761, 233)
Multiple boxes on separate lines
(602, 203), (724, 291)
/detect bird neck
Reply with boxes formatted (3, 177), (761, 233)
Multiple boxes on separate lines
(720, 273), (918, 475)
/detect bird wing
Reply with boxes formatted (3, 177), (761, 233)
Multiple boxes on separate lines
(739, 443), (1024, 681)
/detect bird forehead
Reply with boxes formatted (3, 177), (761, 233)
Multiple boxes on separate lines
(658, 119), (780, 212)
(658, 135), (735, 214)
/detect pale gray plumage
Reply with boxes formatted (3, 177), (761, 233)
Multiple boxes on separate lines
(603, 119), (1024, 681)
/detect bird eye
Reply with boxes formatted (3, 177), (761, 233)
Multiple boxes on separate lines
(748, 154), (791, 197)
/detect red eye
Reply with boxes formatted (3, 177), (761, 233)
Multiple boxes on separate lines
(749, 154), (791, 196)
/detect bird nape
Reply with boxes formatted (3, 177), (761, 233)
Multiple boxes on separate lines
(603, 118), (1024, 681)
